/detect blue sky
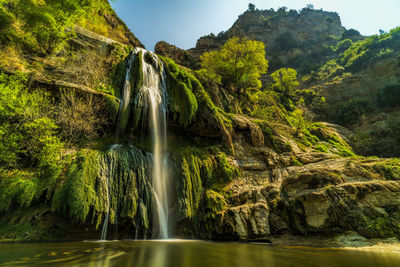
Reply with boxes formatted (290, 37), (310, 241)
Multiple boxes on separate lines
(111, 0), (400, 50)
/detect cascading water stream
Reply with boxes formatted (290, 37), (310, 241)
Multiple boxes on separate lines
(115, 52), (136, 138)
(100, 144), (120, 241)
(112, 48), (170, 239)
(100, 175), (110, 241)
(137, 50), (169, 239)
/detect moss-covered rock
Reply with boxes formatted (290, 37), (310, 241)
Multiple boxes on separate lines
(52, 145), (153, 236)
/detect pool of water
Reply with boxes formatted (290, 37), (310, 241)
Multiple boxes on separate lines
(0, 240), (399, 266)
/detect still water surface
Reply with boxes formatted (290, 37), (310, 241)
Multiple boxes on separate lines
(0, 240), (399, 267)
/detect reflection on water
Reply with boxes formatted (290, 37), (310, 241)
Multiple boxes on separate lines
(0, 240), (400, 267)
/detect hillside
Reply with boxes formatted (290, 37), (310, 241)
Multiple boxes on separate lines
(0, 1), (400, 247)
(156, 7), (400, 158)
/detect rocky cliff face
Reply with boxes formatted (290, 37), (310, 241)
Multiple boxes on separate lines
(157, 8), (361, 72)
(1, 2), (400, 246)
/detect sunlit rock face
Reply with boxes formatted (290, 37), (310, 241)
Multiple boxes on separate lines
(157, 8), (360, 72)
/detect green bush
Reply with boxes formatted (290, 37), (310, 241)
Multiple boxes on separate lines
(162, 56), (198, 127)
(335, 39), (353, 52)
(0, 73), (63, 212)
(333, 98), (374, 126)
(275, 32), (298, 51)
(377, 84), (400, 108)
(0, 73), (63, 169)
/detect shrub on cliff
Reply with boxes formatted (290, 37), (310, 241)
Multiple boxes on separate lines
(0, 73), (63, 169)
(271, 67), (299, 97)
(377, 84), (400, 108)
(199, 37), (269, 94)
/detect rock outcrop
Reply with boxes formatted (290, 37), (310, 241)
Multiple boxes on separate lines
(202, 135), (400, 241)
(157, 8), (361, 72)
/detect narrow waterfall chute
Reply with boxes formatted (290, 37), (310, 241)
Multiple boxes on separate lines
(100, 144), (120, 241)
(111, 48), (170, 239)
(116, 52), (136, 138)
(136, 49), (170, 239)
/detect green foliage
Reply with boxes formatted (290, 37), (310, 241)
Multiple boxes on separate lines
(52, 149), (102, 224)
(335, 39), (353, 52)
(0, 220), (44, 241)
(200, 37), (269, 91)
(377, 84), (400, 108)
(275, 32), (298, 51)
(310, 27), (399, 79)
(315, 60), (345, 81)
(0, 0), (122, 56)
(249, 89), (287, 122)
(271, 68), (299, 96)
(374, 159), (400, 180)
(333, 98), (375, 126)
(0, 4), (13, 32)
(306, 123), (355, 157)
(52, 146), (146, 228)
(338, 27), (400, 72)
(162, 56), (198, 127)
(0, 73), (63, 169)
(0, 72), (64, 213)
(248, 3), (256, 12)
(341, 28), (361, 40)
(162, 56), (234, 152)
(204, 189), (227, 216)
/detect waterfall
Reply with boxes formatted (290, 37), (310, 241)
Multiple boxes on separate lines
(113, 48), (170, 239)
(137, 49), (169, 239)
(115, 52), (135, 138)
(100, 174), (110, 241)
(100, 144), (120, 241)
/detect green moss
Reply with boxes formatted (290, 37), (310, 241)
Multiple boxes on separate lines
(131, 51), (144, 130)
(315, 144), (330, 153)
(173, 145), (238, 222)
(291, 158), (303, 166)
(161, 56), (198, 127)
(307, 123), (355, 157)
(212, 152), (239, 184)
(177, 155), (203, 219)
(364, 213), (400, 238)
(328, 139), (355, 157)
(0, 172), (39, 212)
(51, 146), (148, 229)
(105, 95), (120, 123)
(204, 190), (227, 217)
(52, 149), (102, 225)
(374, 159), (400, 180)
(0, 221), (42, 242)
(254, 120), (288, 152)
(161, 56), (234, 153)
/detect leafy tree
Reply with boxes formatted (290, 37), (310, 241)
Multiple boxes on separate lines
(200, 37), (269, 94)
(271, 68), (299, 96)
(378, 84), (400, 108)
(335, 39), (353, 52)
(341, 28), (361, 40)
(277, 6), (288, 14)
(306, 3), (314, 9)
(248, 3), (256, 12)
(275, 32), (297, 51)
(0, 73), (63, 169)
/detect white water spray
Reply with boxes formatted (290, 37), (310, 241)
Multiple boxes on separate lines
(137, 49), (169, 239)
(114, 48), (170, 239)
(100, 144), (121, 241)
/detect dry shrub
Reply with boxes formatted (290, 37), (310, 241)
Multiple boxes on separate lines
(55, 90), (109, 145)
(61, 49), (109, 88)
